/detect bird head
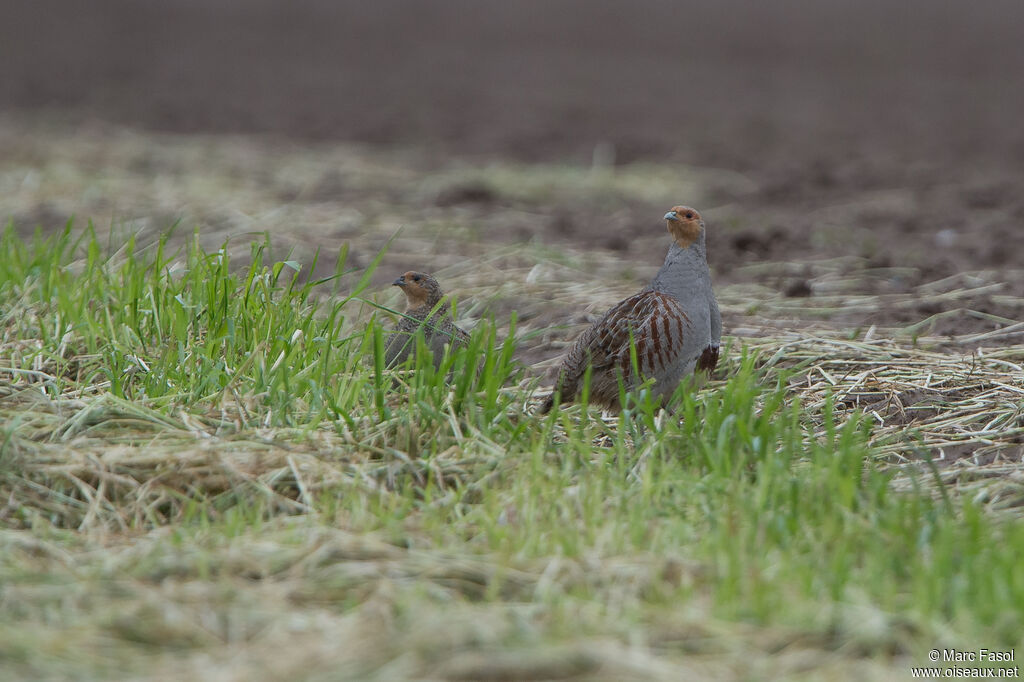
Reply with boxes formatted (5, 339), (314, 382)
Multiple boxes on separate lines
(663, 206), (704, 248)
(392, 271), (443, 310)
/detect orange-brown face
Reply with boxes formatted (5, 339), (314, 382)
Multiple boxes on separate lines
(392, 270), (443, 310)
(663, 206), (704, 248)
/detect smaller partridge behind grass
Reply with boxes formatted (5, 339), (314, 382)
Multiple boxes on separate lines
(384, 271), (470, 369)
(540, 206), (721, 413)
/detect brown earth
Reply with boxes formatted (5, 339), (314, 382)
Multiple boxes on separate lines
(2, 0), (1023, 334)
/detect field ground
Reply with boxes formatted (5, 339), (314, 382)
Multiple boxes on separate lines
(1, 117), (1023, 680)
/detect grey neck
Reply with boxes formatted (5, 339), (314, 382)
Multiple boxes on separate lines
(417, 298), (450, 319)
(648, 232), (709, 300)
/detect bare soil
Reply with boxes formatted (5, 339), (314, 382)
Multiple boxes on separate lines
(2, 0), (1023, 331)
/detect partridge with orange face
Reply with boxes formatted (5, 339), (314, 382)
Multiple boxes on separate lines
(540, 206), (721, 413)
(385, 271), (470, 369)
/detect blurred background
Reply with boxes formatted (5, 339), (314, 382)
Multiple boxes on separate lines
(4, 0), (1024, 166)
(1, 0), (1022, 331)
(5, 6), (1024, 679)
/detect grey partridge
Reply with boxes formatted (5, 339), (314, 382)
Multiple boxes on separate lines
(540, 206), (721, 413)
(384, 271), (470, 368)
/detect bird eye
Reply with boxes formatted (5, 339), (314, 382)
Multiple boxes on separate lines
(413, 275), (421, 282)
(685, 211), (694, 219)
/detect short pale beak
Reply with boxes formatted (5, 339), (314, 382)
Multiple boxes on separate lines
(664, 211), (679, 221)
(392, 277), (406, 287)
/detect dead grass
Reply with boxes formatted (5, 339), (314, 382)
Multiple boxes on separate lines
(1, 118), (1023, 681)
